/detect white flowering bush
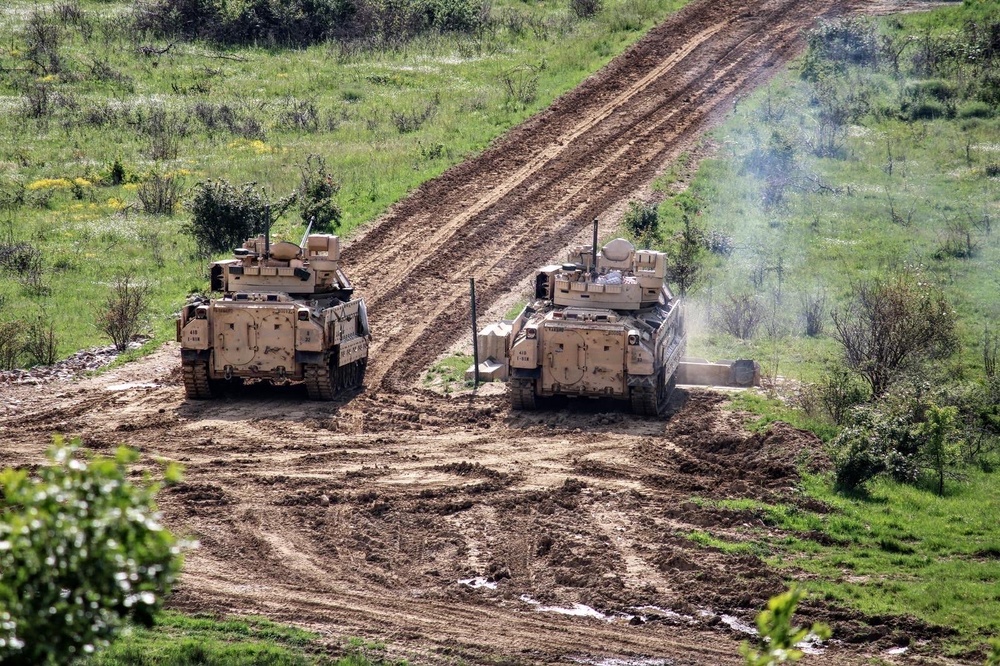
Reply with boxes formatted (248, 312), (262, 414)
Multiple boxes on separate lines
(0, 437), (184, 665)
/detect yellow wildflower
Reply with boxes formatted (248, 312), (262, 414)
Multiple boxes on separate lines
(27, 178), (72, 190)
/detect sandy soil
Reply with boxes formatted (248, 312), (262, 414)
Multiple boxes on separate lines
(0, 0), (952, 663)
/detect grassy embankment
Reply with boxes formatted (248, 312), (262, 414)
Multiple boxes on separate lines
(0, 0), (688, 362)
(660, 1), (999, 656)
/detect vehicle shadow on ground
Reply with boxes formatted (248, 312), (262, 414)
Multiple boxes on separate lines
(175, 380), (363, 423)
(499, 388), (690, 434)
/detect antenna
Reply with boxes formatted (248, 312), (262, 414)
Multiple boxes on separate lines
(591, 218), (599, 274)
(300, 216), (315, 249)
(264, 203), (271, 259)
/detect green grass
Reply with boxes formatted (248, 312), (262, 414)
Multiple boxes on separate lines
(89, 612), (400, 665)
(0, 0), (690, 364)
(699, 471), (1000, 655)
(686, 529), (767, 557)
(424, 352), (474, 390)
(725, 391), (839, 443)
(656, 0), (1000, 385)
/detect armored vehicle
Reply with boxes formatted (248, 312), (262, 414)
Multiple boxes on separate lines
(501, 222), (686, 416)
(177, 231), (370, 400)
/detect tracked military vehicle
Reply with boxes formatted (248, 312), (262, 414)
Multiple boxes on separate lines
(177, 230), (369, 400)
(500, 221), (686, 416)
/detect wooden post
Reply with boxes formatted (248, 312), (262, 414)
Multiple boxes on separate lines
(470, 278), (480, 388)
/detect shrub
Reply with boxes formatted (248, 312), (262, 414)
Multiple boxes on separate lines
(817, 362), (868, 425)
(740, 587), (830, 666)
(0, 437), (183, 665)
(907, 99), (946, 120)
(622, 200), (659, 244)
(957, 100), (993, 119)
(907, 78), (956, 102)
(134, 0), (483, 47)
(0, 320), (25, 370)
(712, 292), (763, 340)
(185, 179), (295, 255)
(831, 270), (958, 398)
(97, 273), (153, 352)
(801, 291), (826, 337)
(297, 154), (342, 233)
(570, 0), (602, 19)
(137, 173), (183, 215)
(23, 315), (59, 366)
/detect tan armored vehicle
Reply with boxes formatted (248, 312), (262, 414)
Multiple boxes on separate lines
(177, 231), (369, 400)
(499, 222), (686, 416)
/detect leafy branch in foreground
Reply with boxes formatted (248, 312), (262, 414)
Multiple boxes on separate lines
(740, 587), (831, 666)
(0, 436), (185, 665)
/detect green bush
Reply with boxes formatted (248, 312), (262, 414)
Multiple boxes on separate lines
(135, 0), (484, 47)
(297, 154), (342, 234)
(0, 437), (183, 665)
(907, 78), (956, 102)
(185, 179), (294, 256)
(907, 99), (947, 120)
(622, 200), (659, 244)
(957, 100), (994, 119)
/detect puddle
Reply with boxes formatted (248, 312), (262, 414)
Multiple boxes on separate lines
(572, 657), (672, 666)
(629, 605), (698, 625)
(458, 577), (497, 590)
(719, 614), (758, 635)
(106, 382), (160, 391)
(520, 595), (631, 622)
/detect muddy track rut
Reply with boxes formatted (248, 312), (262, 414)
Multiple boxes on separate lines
(0, 1), (934, 664)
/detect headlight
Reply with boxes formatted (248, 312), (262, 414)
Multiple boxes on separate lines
(297, 310), (310, 321)
(627, 333), (639, 346)
(525, 327), (537, 339)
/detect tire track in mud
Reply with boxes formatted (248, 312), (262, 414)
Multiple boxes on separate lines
(344, 0), (848, 392)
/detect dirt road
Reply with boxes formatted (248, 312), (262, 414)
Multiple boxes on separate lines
(0, 0), (934, 663)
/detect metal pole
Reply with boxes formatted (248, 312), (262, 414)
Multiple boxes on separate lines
(470, 278), (480, 388)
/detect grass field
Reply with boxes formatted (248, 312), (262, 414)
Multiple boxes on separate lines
(650, 3), (999, 385)
(0, 0), (688, 363)
(87, 612), (398, 665)
(698, 469), (1000, 658)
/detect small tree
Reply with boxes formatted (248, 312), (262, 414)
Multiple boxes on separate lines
(741, 587), (831, 666)
(297, 154), (342, 233)
(664, 213), (704, 296)
(97, 272), (152, 351)
(0, 437), (183, 665)
(831, 271), (957, 398)
(915, 404), (960, 496)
